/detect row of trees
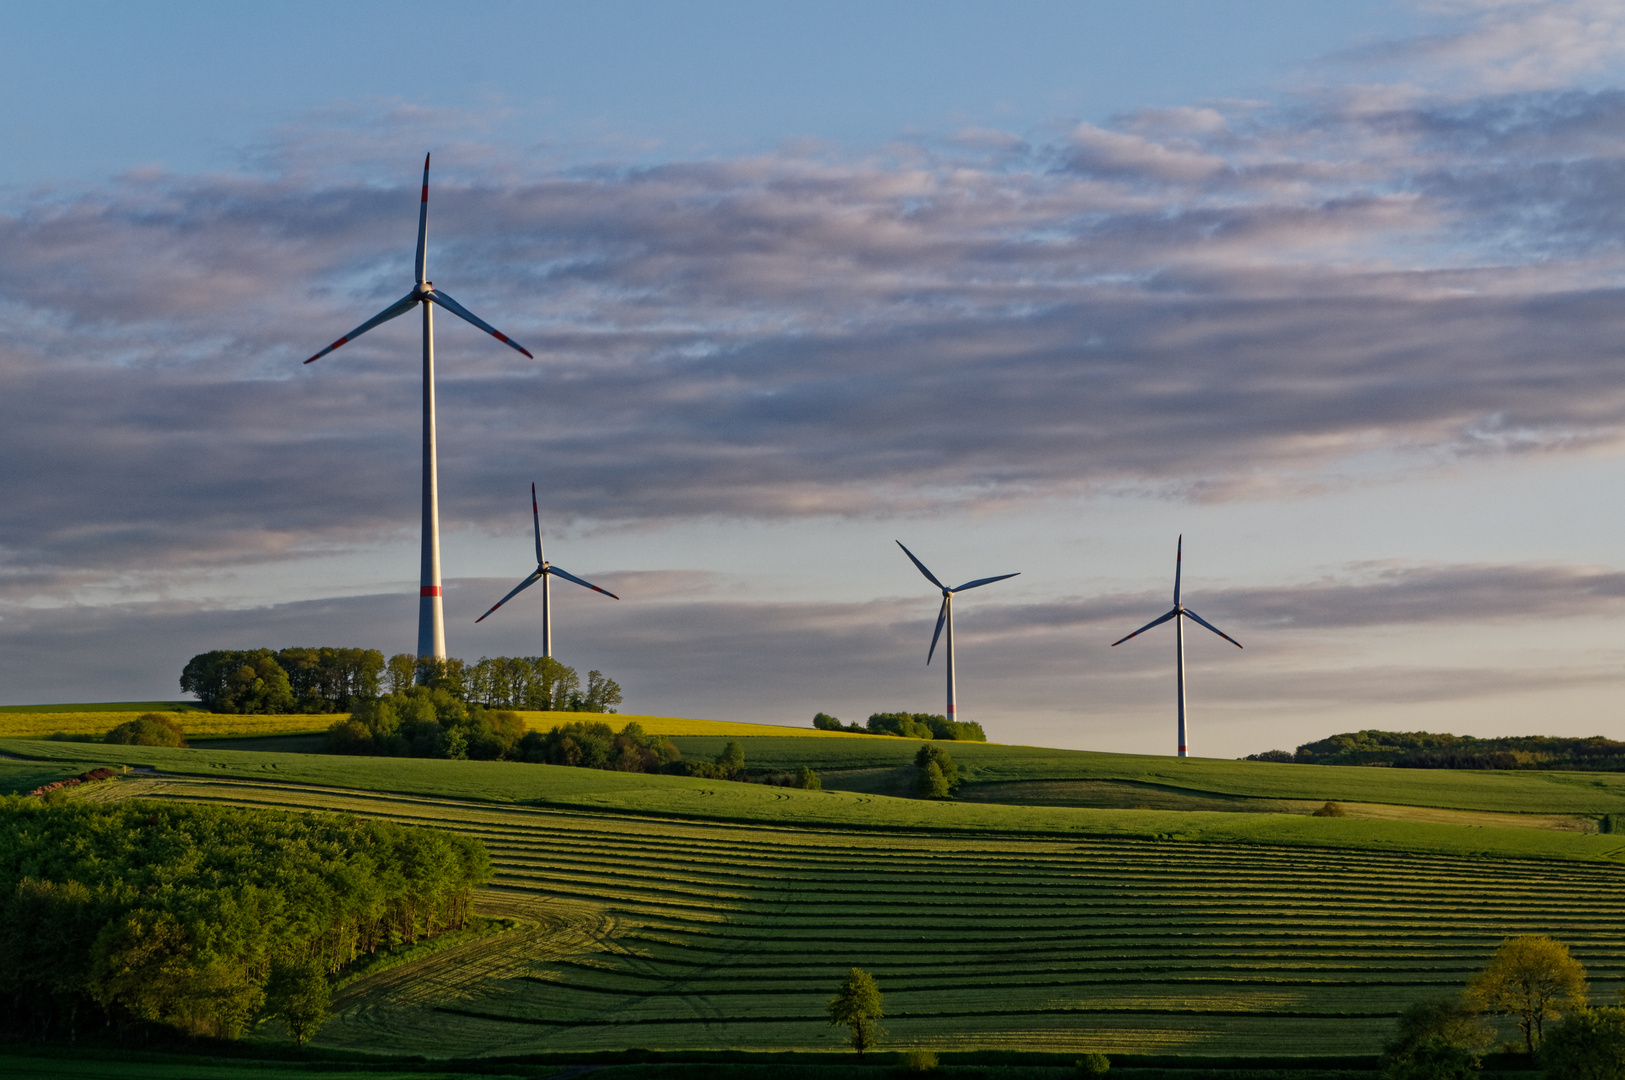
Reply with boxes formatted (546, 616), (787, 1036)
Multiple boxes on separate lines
(0, 797), (489, 1043)
(180, 648), (385, 713)
(332, 710), (824, 790)
(1248, 729), (1625, 771)
(180, 648), (622, 716)
(813, 711), (987, 742)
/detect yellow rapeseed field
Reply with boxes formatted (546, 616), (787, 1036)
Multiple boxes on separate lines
(0, 706), (865, 741)
(0, 711), (334, 740)
(509, 712), (867, 739)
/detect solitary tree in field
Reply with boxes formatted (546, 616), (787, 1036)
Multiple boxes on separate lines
(915, 743), (958, 798)
(262, 956), (332, 1047)
(1467, 935), (1587, 1053)
(828, 967), (884, 1058)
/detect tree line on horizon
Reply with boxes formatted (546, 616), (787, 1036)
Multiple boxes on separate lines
(813, 710), (986, 742)
(1246, 729), (1625, 772)
(329, 707), (821, 788)
(180, 648), (621, 716)
(0, 798), (488, 1044)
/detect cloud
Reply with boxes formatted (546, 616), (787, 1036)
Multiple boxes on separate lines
(1347, 1), (1625, 95)
(11, 84), (1625, 592)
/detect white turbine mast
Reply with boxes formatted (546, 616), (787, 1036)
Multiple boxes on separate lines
(1111, 535), (1242, 758)
(475, 483), (620, 657)
(896, 541), (1019, 724)
(302, 153), (534, 664)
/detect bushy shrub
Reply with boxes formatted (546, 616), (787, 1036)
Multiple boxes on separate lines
(1383, 997), (1492, 1068)
(511, 719), (679, 775)
(1312, 801), (1348, 817)
(814, 712), (866, 733)
(903, 1047), (939, 1072)
(1542, 1006), (1625, 1080)
(104, 713), (188, 747)
(758, 766), (822, 789)
(1076, 1052), (1111, 1077)
(1383, 1036), (1478, 1080)
(915, 743), (959, 798)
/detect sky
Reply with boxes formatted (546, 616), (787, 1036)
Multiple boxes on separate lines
(6, 1), (1625, 757)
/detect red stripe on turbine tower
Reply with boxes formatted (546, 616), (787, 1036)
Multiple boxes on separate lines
(420, 585), (442, 597)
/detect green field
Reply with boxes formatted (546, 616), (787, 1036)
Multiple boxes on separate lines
(62, 769), (1625, 1058)
(9, 738), (1625, 863)
(0, 758), (103, 795)
(669, 735), (1625, 815)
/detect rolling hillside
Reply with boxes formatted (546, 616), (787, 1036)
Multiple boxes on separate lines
(55, 768), (1625, 1058)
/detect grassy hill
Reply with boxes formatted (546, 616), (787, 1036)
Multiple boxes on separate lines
(39, 765), (1624, 1058)
(6, 738), (1625, 863)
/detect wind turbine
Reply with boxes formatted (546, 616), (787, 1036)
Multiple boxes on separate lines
(475, 483), (619, 657)
(302, 153), (534, 663)
(1111, 535), (1242, 758)
(897, 541), (1019, 722)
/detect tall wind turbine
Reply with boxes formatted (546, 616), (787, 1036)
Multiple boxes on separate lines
(475, 483), (619, 657)
(1111, 535), (1242, 758)
(302, 154), (534, 662)
(897, 541), (1019, 722)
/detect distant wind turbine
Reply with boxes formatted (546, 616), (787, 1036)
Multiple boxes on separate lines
(475, 483), (619, 657)
(1111, 535), (1241, 758)
(302, 153), (534, 663)
(897, 541), (1019, 723)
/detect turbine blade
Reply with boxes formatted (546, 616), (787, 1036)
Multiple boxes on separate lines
(303, 292), (417, 364)
(548, 565), (620, 600)
(1174, 534), (1183, 605)
(427, 288), (534, 359)
(415, 152), (430, 285)
(952, 572), (1020, 592)
(474, 570), (543, 623)
(1110, 607), (1178, 647)
(531, 482), (544, 565)
(896, 541), (946, 590)
(1181, 607), (1243, 648)
(927, 596), (948, 664)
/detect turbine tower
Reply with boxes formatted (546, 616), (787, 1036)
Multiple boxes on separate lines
(896, 541), (1019, 722)
(475, 483), (620, 657)
(1111, 535), (1242, 758)
(302, 154), (534, 662)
